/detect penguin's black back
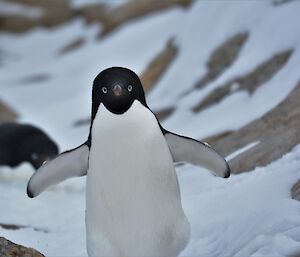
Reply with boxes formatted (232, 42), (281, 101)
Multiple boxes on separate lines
(0, 123), (59, 169)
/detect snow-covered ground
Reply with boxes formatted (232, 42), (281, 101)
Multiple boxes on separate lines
(1, 145), (300, 257)
(1, 0), (300, 256)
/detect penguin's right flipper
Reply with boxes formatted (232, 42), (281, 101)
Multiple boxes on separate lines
(163, 131), (230, 178)
(27, 143), (89, 198)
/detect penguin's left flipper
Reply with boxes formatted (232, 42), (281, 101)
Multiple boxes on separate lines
(27, 143), (89, 198)
(164, 131), (230, 178)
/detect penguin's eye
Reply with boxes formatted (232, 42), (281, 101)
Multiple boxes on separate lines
(128, 85), (133, 92)
(102, 87), (107, 94)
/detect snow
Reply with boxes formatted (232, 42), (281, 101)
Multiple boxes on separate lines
(1, 144), (300, 257)
(1, 0), (300, 256)
(226, 141), (260, 161)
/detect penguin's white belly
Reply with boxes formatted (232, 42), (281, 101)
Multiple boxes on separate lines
(86, 101), (190, 257)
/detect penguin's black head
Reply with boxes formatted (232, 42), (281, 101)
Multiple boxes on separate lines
(92, 67), (147, 116)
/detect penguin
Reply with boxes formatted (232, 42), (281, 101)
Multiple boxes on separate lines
(27, 67), (230, 257)
(0, 123), (59, 170)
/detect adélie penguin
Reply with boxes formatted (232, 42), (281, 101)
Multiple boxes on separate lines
(27, 67), (230, 257)
(0, 123), (58, 170)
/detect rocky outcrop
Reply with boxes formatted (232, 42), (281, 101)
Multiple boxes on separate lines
(141, 39), (178, 94)
(195, 32), (248, 90)
(0, 223), (48, 233)
(204, 81), (300, 174)
(58, 37), (85, 56)
(1, 0), (191, 36)
(193, 49), (293, 112)
(96, 0), (192, 36)
(0, 237), (45, 257)
(0, 99), (17, 124)
(0, 0), (72, 32)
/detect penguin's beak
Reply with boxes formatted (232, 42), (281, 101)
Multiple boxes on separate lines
(112, 84), (122, 97)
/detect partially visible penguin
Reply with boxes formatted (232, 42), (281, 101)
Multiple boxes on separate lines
(27, 67), (230, 257)
(0, 123), (59, 170)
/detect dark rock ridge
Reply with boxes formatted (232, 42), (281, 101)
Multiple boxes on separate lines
(0, 237), (45, 257)
(58, 37), (85, 56)
(0, 99), (17, 124)
(205, 81), (300, 174)
(196, 32), (249, 90)
(0, 223), (49, 233)
(1, 0), (192, 36)
(0, 0), (72, 32)
(141, 39), (178, 94)
(193, 49), (293, 112)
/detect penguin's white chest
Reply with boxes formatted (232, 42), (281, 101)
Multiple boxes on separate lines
(86, 101), (190, 257)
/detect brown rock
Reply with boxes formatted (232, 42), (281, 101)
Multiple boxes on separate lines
(0, 99), (18, 124)
(154, 107), (175, 122)
(0, 237), (45, 257)
(97, 0), (192, 36)
(0, 223), (49, 233)
(140, 39), (178, 94)
(74, 4), (108, 25)
(206, 81), (300, 174)
(1, 0), (191, 37)
(73, 117), (90, 127)
(272, 0), (296, 6)
(0, 15), (38, 33)
(20, 74), (49, 85)
(195, 32), (249, 90)
(292, 180), (300, 201)
(58, 37), (85, 55)
(0, 0), (72, 32)
(194, 49), (293, 112)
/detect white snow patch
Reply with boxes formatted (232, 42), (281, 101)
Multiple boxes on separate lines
(226, 141), (260, 161)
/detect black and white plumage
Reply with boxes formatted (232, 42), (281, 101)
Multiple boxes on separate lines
(27, 67), (230, 257)
(0, 123), (58, 170)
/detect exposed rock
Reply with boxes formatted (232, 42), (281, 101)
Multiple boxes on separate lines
(0, 223), (49, 233)
(58, 37), (85, 55)
(20, 74), (49, 85)
(74, 3), (108, 25)
(0, 99), (17, 124)
(140, 39), (178, 93)
(272, 0), (296, 6)
(203, 130), (233, 146)
(195, 32), (248, 90)
(0, 223), (26, 230)
(0, 237), (45, 257)
(292, 180), (300, 201)
(1, 0), (191, 35)
(154, 107), (175, 122)
(205, 81), (300, 174)
(73, 117), (90, 127)
(0, 15), (38, 33)
(3, 0), (68, 7)
(0, 0), (72, 32)
(69, 0), (192, 37)
(194, 49), (293, 112)
(98, 0), (192, 36)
